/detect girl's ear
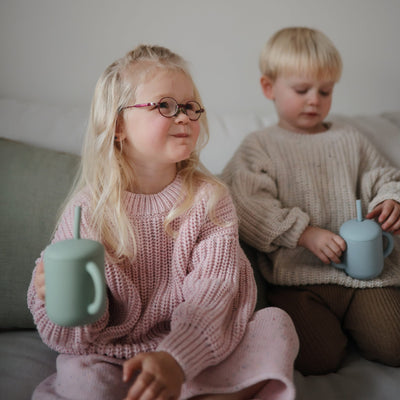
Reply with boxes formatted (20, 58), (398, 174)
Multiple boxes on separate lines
(260, 75), (275, 100)
(115, 114), (126, 142)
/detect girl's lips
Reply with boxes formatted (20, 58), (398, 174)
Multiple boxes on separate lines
(173, 133), (189, 138)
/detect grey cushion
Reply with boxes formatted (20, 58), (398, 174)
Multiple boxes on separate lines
(0, 330), (57, 399)
(0, 138), (80, 328)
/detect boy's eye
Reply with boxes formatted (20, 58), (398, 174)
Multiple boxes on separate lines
(319, 90), (331, 97)
(295, 88), (308, 95)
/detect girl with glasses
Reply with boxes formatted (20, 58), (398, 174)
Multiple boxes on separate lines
(28, 44), (298, 400)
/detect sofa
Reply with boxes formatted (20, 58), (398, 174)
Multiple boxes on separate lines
(1, 96), (400, 399)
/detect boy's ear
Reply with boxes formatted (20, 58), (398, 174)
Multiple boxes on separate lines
(260, 75), (275, 100)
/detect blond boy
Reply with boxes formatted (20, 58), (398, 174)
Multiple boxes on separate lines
(222, 27), (400, 375)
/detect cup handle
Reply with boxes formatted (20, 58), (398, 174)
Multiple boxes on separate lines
(382, 232), (394, 258)
(86, 261), (105, 315)
(332, 262), (346, 270)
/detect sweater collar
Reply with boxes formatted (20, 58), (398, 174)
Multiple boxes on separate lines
(123, 173), (183, 215)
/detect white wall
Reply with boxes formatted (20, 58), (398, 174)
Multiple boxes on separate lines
(1, 0), (399, 116)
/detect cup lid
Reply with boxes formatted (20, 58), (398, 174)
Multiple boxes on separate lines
(340, 218), (381, 241)
(44, 238), (104, 261)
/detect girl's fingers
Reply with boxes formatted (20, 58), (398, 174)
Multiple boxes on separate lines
(34, 261), (46, 301)
(126, 371), (154, 400)
(123, 354), (144, 382)
(140, 381), (165, 400)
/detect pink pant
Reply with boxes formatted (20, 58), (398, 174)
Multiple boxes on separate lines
(33, 308), (299, 400)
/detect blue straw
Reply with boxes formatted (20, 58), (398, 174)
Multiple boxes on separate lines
(356, 199), (362, 222)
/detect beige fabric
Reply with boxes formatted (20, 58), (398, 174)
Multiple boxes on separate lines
(221, 122), (400, 288)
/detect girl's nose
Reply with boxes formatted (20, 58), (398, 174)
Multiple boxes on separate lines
(174, 109), (190, 123)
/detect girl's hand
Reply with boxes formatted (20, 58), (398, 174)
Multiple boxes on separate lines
(123, 351), (184, 400)
(34, 260), (46, 301)
(366, 199), (400, 234)
(298, 226), (346, 264)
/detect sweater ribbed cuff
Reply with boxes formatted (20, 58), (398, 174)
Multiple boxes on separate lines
(277, 210), (310, 248)
(157, 326), (215, 381)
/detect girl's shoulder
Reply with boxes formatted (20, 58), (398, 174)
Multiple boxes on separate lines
(58, 187), (95, 227)
(52, 188), (97, 243)
(193, 174), (229, 200)
(62, 187), (93, 215)
(194, 177), (236, 218)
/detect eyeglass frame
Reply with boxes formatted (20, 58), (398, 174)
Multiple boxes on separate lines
(118, 96), (205, 121)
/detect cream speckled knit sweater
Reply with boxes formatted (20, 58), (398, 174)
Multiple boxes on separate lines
(221, 122), (400, 288)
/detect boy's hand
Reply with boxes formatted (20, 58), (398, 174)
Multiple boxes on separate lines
(298, 226), (346, 264)
(123, 351), (184, 400)
(34, 260), (46, 301)
(366, 199), (400, 235)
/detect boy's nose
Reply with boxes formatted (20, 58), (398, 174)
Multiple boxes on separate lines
(307, 91), (319, 105)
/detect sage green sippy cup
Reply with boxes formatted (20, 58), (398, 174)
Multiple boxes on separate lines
(44, 206), (106, 326)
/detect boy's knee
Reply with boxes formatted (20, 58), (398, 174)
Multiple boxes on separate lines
(295, 338), (347, 376)
(359, 335), (400, 367)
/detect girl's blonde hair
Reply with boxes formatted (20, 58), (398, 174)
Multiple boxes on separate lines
(61, 44), (226, 261)
(259, 27), (342, 82)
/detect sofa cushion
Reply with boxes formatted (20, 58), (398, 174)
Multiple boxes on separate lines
(0, 330), (57, 399)
(331, 113), (400, 169)
(0, 138), (80, 328)
(381, 111), (400, 130)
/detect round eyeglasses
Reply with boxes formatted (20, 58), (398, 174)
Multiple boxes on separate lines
(118, 97), (205, 121)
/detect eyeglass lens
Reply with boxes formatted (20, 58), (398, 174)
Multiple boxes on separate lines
(158, 97), (203, 121)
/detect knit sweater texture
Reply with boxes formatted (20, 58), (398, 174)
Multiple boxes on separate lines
(221, 122), (400, 288)
(27, 174), (257, 381)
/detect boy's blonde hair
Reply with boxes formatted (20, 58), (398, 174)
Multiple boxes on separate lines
(60, 44), (226, 261)
(259, 27), (342, 82)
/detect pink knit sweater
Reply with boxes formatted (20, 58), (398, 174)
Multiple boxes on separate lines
(27, 174), (257, 381)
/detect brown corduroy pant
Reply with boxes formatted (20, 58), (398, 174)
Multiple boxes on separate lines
(265, 284), (400, 375)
